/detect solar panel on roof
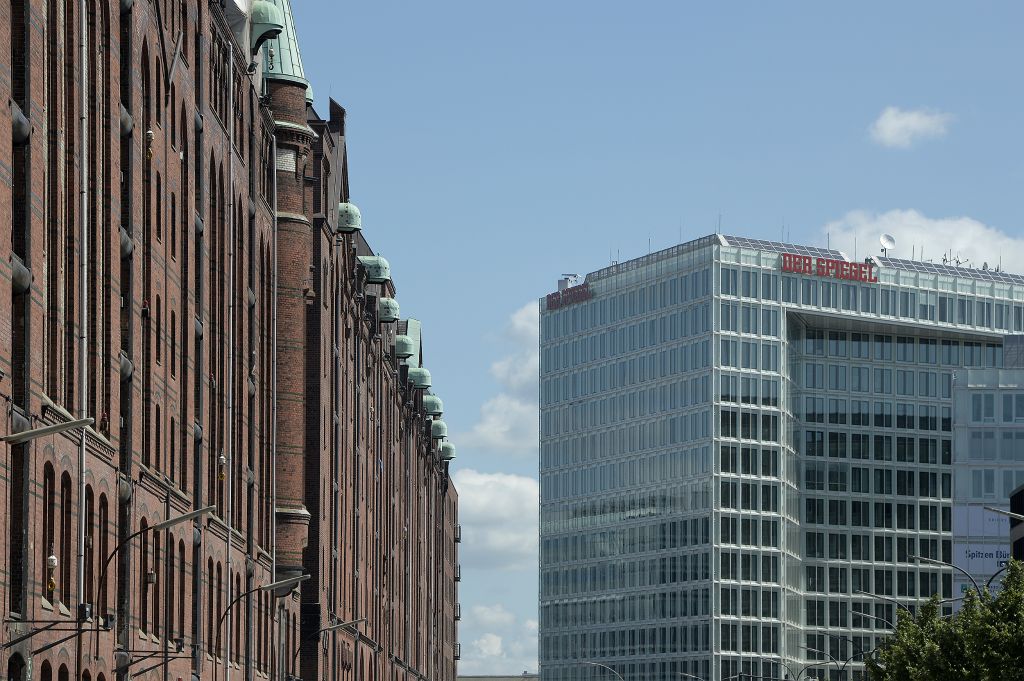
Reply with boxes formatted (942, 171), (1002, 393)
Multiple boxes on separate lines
(876, 257), (1024, 286)
(721, 235), (847, 260)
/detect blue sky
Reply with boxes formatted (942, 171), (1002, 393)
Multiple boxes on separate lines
(291, 1), (1024, 672)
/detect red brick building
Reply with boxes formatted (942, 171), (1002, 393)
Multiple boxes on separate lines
(0, 4), (459, 681)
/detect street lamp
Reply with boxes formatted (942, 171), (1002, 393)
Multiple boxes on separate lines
(908, 553), (981, 595)
(290, 616), (367, 671)
(215, 575), (310, 681)
(93, 506), (216, 655)
(579, 661), (624, 681)
(675, 673), (706, 681)
(0, 417), (94, 444)
(984, 506), (1024, 522)
(853, 589), (914, 614)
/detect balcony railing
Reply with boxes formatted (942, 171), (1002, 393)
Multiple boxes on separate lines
(455, 524), (462, 543)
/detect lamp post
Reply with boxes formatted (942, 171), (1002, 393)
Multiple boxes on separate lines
(0, 417), (94, 444)
(675, 673), (706, 681)
(579, 661), (624, 681)
(214, 575), (309, 681)
(93, 505), (216, 656)
(984, 506), (1024, 522)
(290, 616), (367, 674)
(853, 589), (914, 614)
(908, 554), (981, 595)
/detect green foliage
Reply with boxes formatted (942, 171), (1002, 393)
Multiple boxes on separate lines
(866, 560), (1024, 681)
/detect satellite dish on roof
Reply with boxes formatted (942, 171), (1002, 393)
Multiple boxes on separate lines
(880, 233), (896, 257)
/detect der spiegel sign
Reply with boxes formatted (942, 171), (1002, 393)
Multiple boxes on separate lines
(781, 254), (879, 283)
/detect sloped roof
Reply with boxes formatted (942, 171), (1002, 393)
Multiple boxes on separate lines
(262, 0), (310, 101)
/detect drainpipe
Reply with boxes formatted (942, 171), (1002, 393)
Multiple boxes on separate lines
(77, 0), (90, 640)
(226, 47), (236, 681)
(269, 132), (279, 678)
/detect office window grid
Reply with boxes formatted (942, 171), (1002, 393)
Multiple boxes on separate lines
(540, 241), (1012, 681)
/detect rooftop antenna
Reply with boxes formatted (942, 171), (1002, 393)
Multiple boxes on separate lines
(880, 233), (896, 258)
(854, 235), (858, 260)
(717, 212), (722, 235)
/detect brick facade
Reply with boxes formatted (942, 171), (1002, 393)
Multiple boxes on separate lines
(0, 4), (458, 681)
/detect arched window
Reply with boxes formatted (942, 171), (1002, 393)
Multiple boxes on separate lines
(215, 562), (223, 658)
(140, 519), (149, 631)
(152, 530), (160, 637)
(6, 654), (26, 681)
(207, 557), (215, 653)
(57, 662), (68, 681)
(155, 57), (162, 126)
(59, 473), (72, 603)
(39, 661), (51, 681)
(178, 540), (186, 638)
(156, 172), (163, 241)
(166, 536), (174, 640)
(155, 403), (162, 473)
(155, 295), (162, 364)
(233, 573), (241, 662)
(42, 463), (56, 598)
(98, 494), (109, 612)
(170, 85), (177, 147)
(84, 486), (95, 605)
(141, 43), (151, 127)
(170, 311), (176, 376)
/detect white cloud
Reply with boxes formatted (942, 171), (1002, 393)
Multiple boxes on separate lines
(452, 468), (538, 571)
(824, 209), (1024, 270)
(458, 609), (538, 675)
(869, 106), (953, 149)
(474, 633), (504, 658)
(471, 604), (516, 628)
(459, 302), (539, 458)
(490, 303), (540, 395)
(460, 393), (538, 457)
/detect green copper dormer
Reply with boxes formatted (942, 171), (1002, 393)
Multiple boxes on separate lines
(262, 0), (309, 94)
(394, 334), (415, 359)
(357, 256), (391, 285)
(378, 298), (400, 323)
(337, 202), (362, 233)
(250, 0), (284, 55)
(440, 441), (456, 461)
(408, 367), (431, 389)
(423, 395), (443, 417)
(431, 420), (447, 439)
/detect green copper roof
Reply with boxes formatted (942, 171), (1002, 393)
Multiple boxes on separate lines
(404, 319), (423, 368)
(262, 0), (310, 100)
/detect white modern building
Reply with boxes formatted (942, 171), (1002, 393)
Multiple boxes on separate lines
(951, 368), (1024, 597)
(539, 234), (1024, 681)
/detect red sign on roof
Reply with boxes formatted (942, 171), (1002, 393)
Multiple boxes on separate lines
(781, 254), (878, 283)
(546, 283), (593, 310)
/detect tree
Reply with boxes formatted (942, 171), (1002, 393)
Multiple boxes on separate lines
(867, 560), (1024, 681)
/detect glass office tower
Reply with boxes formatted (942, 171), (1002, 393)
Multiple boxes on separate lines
(539, 234), (1022, 681)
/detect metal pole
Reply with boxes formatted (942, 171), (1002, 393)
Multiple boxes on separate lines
(910, 554), (981, 595)
(579, 661), (624, 681)
(226, 46), (236, 681)
(77, 0), (90, 675)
